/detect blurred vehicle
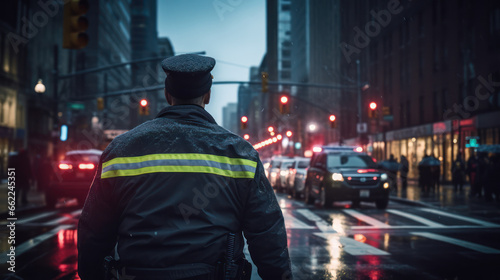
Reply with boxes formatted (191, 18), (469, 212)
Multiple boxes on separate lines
(262, 158), (271, 178)
(277, 159), (294, 192)
(45, 149), (103, 208)
(322, 145), (364, 153)
(286, 157), (310, 198)
(304, 150), (390, 209)
(268, 157), (284, 188)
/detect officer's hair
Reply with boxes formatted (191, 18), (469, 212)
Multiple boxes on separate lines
(171, 95), (205, 106)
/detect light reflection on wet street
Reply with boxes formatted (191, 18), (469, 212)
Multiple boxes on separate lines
(2, 194), (500, 279)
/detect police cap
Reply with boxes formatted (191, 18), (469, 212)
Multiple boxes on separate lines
(161, 54), (216, 99)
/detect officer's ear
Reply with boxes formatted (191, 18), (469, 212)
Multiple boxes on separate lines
(165, 88), (173, 105)
(203, 91), (211, 105)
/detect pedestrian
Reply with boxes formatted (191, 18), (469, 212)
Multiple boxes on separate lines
(382, 154), (399, 192)
(400, 155), (409, 190)
(418, 155), (432, 193)
(8, 149), (32, 206)
(452, 153), (466, 192)
(78, 54), (292, 280)
(471, 152), (489, 198)
(467, 151), (478, 193)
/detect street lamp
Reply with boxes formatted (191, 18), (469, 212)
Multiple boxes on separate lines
(34, 79), (46, 93)
(308, 123), (317, 132)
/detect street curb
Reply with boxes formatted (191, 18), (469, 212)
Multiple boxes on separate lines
(389, 196), (436, 208)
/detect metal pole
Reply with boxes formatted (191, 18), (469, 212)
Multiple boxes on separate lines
(356, 59), (362, 136)
(52, 44), (59, 161)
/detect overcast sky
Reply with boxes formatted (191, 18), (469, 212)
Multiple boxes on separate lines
(157, 0), (266, 125)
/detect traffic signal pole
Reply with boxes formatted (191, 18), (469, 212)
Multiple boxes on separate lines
(52, 45), (59, 161)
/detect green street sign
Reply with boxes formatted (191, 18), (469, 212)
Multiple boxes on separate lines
(68, 102), (85, 110)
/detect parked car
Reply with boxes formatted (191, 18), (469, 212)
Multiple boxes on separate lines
(45, 149), (103, 208)
(268, 157), (284, 188)
(286, 157), (310, 198)
(277, 159), (294, 192)
(304, 150), (390, 209)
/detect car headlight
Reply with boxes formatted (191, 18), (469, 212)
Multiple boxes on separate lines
(383, 182), (390, 189)
(381, 173), (388, 181)
(332, 173), (344, 181)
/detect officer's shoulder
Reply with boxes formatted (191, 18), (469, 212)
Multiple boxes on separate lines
(102, 120), (156, 159)
(214, 126), (259, 158)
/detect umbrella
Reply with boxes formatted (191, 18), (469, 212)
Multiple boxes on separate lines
(476, 145), (500, 154)
(418, 157), (441, 166)
(379, 160), (401, 172)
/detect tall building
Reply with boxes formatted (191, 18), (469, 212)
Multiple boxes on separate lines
(338, 0), (500, 181)
(0, 0), (29, 174)
(129, 0), (162, 127)
(222, 103), (238, 134)
(157, 37), (175, 110)
(266, 0), (343, 153)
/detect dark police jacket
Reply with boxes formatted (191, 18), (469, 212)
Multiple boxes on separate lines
(78, 105), (292, 280)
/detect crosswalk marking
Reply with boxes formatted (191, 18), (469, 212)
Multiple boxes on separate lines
(42, 209), (82, 226)
(419, 208), (500, 227)
(386, 209), (445, 227)
(0, 225), (73, 263)
(411, 232), (500, 254)
(313, 233), (390, 256)
(343, 209), (391, 228)
(283, 211), (315, 229)
(296, 209), (337, 233)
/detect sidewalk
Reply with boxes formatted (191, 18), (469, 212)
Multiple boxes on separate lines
(389, 178), (500, 212)
(0, 180), (46, 215)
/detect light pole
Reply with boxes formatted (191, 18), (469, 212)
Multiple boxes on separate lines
(356, 59), (362, 137)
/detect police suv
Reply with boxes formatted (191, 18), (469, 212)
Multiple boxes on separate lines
(304, 146), (390, 209)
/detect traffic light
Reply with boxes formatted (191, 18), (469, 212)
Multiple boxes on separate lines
(97, 97), (104, 111)
(240, 116), (248, 129)
(368, 102), (377, 118)
(63, 0), (90, 49)
(329, 115), (336, 128)
(261, 72), (269, 93)
(243, 134), (250, 140)
(286, 131), (293, 137)
(279, 95), (289, 114)
(139, 99), (149, 115)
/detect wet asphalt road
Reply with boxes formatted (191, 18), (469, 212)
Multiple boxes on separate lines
(1, 194), (500, 280)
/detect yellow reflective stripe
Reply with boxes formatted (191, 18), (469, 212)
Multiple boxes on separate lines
(102, 153), (257, 169)
(101, 165), (255, 179)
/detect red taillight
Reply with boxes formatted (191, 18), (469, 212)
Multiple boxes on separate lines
(78, 163), (95, 170)
(357, 169), (378, 173)
(59, 163), (72, 170)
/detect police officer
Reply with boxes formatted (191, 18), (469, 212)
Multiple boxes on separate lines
(78, 54), (292, 280)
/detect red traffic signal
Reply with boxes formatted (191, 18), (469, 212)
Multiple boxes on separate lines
(279, 95), (289, 114)
(240, 116), (248, 129)
(329, 115), (336, 128)
(368, 102), (377, 118)
(243, 134), (250, 140)
(286, 131), (293, 137)
(139, 99), (149, 115)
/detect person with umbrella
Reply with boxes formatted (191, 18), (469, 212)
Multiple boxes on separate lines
(418, 154), (440, 193)
(452, 153), (466, 192)
(380, 154), (400, 192)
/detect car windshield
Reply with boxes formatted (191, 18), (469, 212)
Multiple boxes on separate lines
(64, 154), (101, 163)
(297, 160), (310, 169)
(327, 154), (378, 169)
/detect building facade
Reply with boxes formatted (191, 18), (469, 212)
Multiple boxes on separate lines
(338, 0), (500, 181)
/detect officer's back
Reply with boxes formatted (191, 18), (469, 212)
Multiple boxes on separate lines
(78, 54), (292, 280)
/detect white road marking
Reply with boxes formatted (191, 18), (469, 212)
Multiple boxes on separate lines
(296, 209), (337, 233)
(0, 225), (73, 263)
(342, 209), (391, 228)
(42, 209), (82, 226)
(18, 211), (57, 224)
(386, 209), (444, 227)
(411, 232), (500, 254)
(351, 225), (500, 230)
(283, 211), (315, 229)
(419, 208), (500, 227)
(313, 233), (390, 256)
